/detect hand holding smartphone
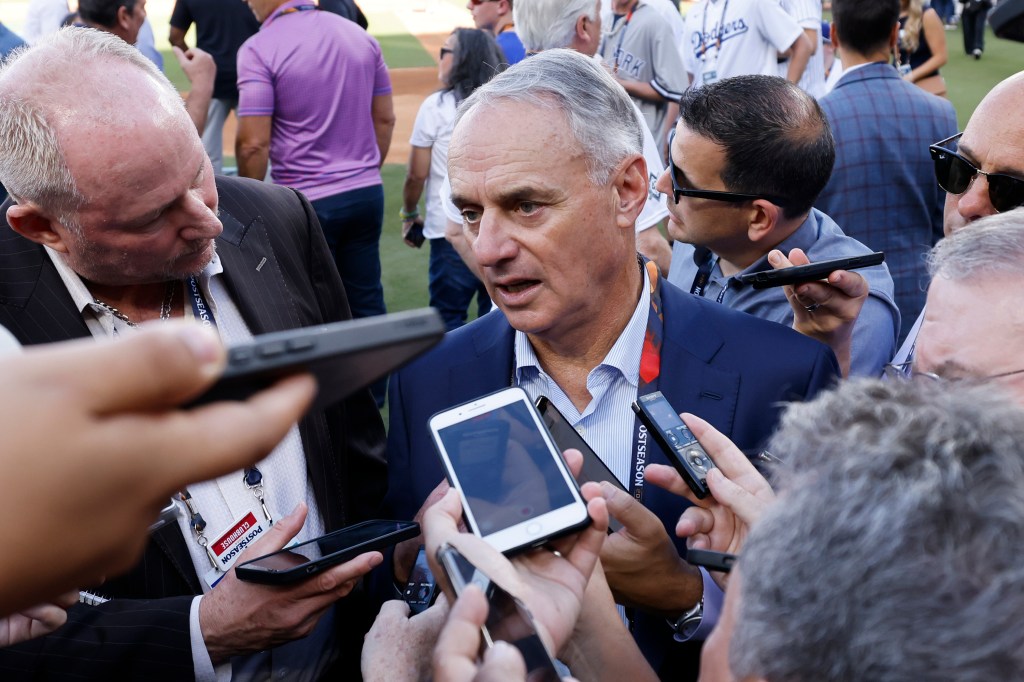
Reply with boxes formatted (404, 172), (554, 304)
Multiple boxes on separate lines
(735, 252), (885, 289)
(429, 388), (591, 555)
(436, 543), (561, 682)
(632, 392), (716, 499)
(235, 519), (419, 585)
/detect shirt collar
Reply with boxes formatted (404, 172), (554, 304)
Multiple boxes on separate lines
(262, 0), (316, 29)
(46, 246), (224, 326)
(514, 263), (651, 389)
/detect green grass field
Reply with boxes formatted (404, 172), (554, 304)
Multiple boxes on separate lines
(1, 0), (1019, 316)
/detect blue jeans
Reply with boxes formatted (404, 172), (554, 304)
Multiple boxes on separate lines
(428, 237), (491, 331)
(312, 184), (388, 404)
(931, 0), (954, 23)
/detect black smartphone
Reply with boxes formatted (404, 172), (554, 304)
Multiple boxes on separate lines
(405, 219), (426, 248)
(535, 395), (625, 533)
(685, 548), (737, 573)
(189, 308), (444, 411)
(436, 543), (561, 682)
(235, 519), (419, 585)
(403, 546), (439, 615)
(735, 251), (885, 289)
(429, 387), (591, 556)
(632, 391), (716, 499)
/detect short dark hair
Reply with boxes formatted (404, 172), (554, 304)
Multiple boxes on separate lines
(832, 0), (900, 55)
(78, 0), (138, 28)
(678, 75), (835, 219)
(445, 28), (507, 102)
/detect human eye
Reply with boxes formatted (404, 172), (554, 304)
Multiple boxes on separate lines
(517, 201), (540, 216)
(461, 208), (482, 225)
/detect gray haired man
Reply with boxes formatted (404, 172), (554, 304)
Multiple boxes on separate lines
(382, 47), (838, 675)
(701, 376), (1024, 680)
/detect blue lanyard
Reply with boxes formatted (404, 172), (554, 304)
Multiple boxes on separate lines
(187, 275), (218, 331)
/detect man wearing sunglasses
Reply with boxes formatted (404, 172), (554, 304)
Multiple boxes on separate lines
(806, 71), (1024, 372)
(662, 75), (900, 377)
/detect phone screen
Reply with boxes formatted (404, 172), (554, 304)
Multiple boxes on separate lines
(242, 520), (414, 573)
(435, 400), (576, 536)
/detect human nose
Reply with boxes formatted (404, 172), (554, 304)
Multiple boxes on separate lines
(955, 172), (997, 223)
(471, 214), (516, 268)
(178, 192), (223, 241)
(654, 167), (673, 200)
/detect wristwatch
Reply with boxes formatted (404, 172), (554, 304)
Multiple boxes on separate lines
(666, 596), (704, 639)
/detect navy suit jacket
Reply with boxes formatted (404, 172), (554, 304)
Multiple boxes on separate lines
(0, 176), (387, 679)
(383, 277), (839, 670)
(815, 62), (957, 342)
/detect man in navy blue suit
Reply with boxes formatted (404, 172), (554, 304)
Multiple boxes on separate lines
(382, 49), (838, 676)
(815, 0), (957, 344)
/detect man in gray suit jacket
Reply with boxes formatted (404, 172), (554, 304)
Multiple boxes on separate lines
(0, 27), (386, 680)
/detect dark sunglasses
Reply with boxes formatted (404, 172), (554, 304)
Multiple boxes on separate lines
(440, 47), (453, 60)
(469, 0), (500, 5)
(666, 129), (791, 207)
(929, 133), (1024, 213)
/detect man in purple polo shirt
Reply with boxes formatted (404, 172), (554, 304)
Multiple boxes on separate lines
(236, 0), (396, 404)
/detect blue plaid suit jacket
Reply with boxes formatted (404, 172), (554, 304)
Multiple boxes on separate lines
(815, 62), (957, 342)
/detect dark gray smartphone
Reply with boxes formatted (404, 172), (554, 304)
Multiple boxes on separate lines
(235, 520), (419, 585)
(190, 308), (444, 411)
(535, 395), (625, 532)
(632, 391), (716, 499)
(436, 543), (561, 682)
(735, 251), (884, 289)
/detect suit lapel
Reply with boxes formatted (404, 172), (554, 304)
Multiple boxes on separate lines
(446, 312), (516, 404)
(657, 283), (740, 440)
(216, 207), (300, 334)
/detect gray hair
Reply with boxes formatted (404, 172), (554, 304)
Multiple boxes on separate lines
(453, 48), (643, 185)
(0, 27), (177, 214)
(731, 378), (1024, 681)
(514, 0), (598, 52)
(928, 208), (1024, 281)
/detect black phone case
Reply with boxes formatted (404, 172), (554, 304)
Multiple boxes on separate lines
(235, 520), (419, 585)
(736, 251), (885, 289)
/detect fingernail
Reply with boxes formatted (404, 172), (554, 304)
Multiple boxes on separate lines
(174, 324), (222, 369)
(767, 251), (780, 265)
(368, 552), (383, 568)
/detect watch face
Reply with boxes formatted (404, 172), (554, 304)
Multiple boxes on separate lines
(677, 613), (703, 640)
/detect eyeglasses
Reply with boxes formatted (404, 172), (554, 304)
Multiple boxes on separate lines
(665, 129), (791, 207)
(440, 47), (453, 60)
(929, 133), (1024, 213)
(884, 360), (1024, 383)
(468, 0), (500, 5)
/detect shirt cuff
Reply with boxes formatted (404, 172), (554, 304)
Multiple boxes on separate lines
(190, 595), (232, 682)
(673, 568), (722, 642)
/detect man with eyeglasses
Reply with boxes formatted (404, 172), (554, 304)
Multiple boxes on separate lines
(662, 75), (900, 377)
(467, 0), (525, 64)
(815, 0), (957, 346)
(893, 211), (1024, 398)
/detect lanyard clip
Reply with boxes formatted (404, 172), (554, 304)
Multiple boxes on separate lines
(244, 467), (273, 526)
